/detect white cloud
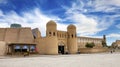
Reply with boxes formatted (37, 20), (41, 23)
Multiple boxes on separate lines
(63, 0), (114, 36)
(89, 0), (120, 12)
(106, 33), (120, 45)
(0, 23), (9, 27)
(64, 0), (120, 45)
(0, 8), (66, 36)
(57, 23), (68, 31)
(105, 32), (120, 45)
(0, 0), (119, 38)
(108, 0), (120, 6)
(107, 33), (120, 38)
(72, 13), (100, 35)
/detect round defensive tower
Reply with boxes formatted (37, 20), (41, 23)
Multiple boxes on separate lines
(67, 24), (78, 54)
(45, 20), (58, 54)
(46, 20), (57, 37)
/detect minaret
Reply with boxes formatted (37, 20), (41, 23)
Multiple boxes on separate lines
(67, 24), (78, 54)
(103, 35), (106, 42)
(102, 35), (107, 47)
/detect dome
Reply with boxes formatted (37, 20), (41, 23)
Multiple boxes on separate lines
(10, 23), (21, 28)
(47, 20), (57, 26)
(67, 24), (76, 29)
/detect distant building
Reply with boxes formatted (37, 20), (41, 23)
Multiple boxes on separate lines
(0, 20), (106, 55)
(112, 40), (120, 49)
(10, 23), (22, 28)
(77, 36), (105, 49)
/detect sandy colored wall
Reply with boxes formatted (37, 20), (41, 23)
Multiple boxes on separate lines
(19, 28), (34, 43)
(67, 38), (78, 54)
(0, 41), (6, 55)
(45, 37), (58, 55)
(78, 43), (103, 49)
(78, 42), (86, 48)
(79, 48), (109, 53)
(4, 28), (19, 42)
(0, 28), (6, 41)
(94, 44), (103, 48)
(36, 38), (46, 54)
(77, 37), (103, 48)
(36, 36), (58, 55)
(0, 28), (35, 44)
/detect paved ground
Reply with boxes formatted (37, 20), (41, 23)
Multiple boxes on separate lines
(0, 53), (120, 67)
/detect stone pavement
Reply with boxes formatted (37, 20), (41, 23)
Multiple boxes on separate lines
(0, 53), (120, 67)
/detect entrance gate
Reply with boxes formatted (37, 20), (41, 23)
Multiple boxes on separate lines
(58, 43), (64, 54)
(58, 46), (64, 54)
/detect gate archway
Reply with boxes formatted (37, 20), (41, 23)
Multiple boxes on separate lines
(58, 42), (64, 54)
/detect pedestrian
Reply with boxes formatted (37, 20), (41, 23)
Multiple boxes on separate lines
(111, 50), (113, 53)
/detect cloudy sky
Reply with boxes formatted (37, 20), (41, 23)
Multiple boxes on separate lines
(0, 0), (120, 45)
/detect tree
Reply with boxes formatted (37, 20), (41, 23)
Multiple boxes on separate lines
(85, 42), (95, 48)
(102, 40), (107, 47)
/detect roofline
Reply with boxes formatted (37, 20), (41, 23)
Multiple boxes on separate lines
(77, 36), (103, 40)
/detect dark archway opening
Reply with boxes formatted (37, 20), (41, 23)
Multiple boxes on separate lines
(21, 45), (28, 52)
(14, 45), (21, 52)
(58, 45), (64, 54)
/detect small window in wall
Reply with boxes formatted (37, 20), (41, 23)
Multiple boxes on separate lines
(53, 32), (55, 36)
(14, 45), (21, 52)
(49, 32), (51, 34)
(22, 45), (28, 52)
(57, 33), (59, 37)
(30, 45), (35, 52)
(14, 45), (21, 49)
(49, 32), (51, 36)
(72, 34), (73, 38)
(33, 35), (36, 39)
(22, 45), (28, 49)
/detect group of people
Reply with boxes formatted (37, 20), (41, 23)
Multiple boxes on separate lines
(23, 51), (29, 57)
(111, 49), (115, 53)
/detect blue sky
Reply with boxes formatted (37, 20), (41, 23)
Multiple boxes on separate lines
(0, 0), (120, 45)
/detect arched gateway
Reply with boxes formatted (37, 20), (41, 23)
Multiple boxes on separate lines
(58, 42), (65, 54)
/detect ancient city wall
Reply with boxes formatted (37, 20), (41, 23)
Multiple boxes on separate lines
(19, 28), (34, 43)
(79, 48), (109, 53)
(0, 41), (6, 55)
(0, 28), (6, 41)
(35, 37), (46, 54)
(45, 37), (58, 55)
(4, 28), (19, 42)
